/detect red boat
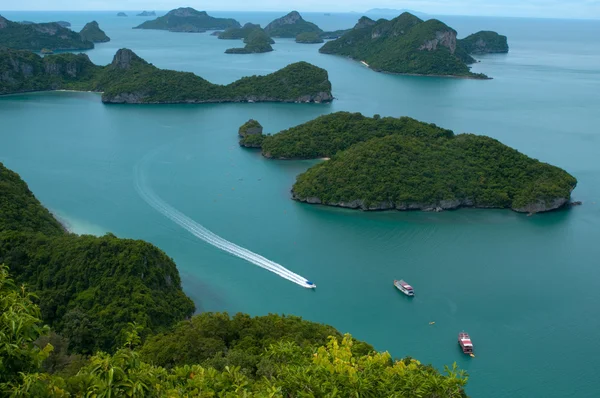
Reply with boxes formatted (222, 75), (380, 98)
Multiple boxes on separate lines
(458, 332), (474, 355)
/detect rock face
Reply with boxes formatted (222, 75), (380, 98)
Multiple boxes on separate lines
(79, 21), (111, 43)
(238, 119), (263, 136)
(110, 48), (144, 69)
(354, 16), (376, 30)
(418, 30), (457, 54)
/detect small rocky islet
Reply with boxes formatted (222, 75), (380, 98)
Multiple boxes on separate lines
(239, 112), (576, 214)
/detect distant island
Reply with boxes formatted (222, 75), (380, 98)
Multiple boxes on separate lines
(117, 12), (127, 17)
(0, 15), (94, 51)
(319, 12), (508, 78)
(365, 8), (429, 18)
(296, 32), (324, 44)
(79, 21), (110, 43)
(0, 48), (333, 104)
(225, 29), (274, 54)
(136, 11), (156, 17)
(458, 31), (509, 54)
(264, 11), (322, 38)
(56, 20), (71, 27)
(134, 7), (240, 33)
(241, 112), (577, 214)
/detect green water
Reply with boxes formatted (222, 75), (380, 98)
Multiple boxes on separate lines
(1, 11), (600, 397)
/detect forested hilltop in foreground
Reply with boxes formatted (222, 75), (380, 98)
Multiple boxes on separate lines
(0, 161), (469, 396)
(241, 112), (577, 213)
(0, 48), (333, 103)
(319, 12), (508, 78)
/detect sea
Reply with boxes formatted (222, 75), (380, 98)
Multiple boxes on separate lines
(1, 10), (599, 397)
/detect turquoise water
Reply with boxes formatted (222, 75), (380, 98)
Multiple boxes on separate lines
(1, 11), (600, 397)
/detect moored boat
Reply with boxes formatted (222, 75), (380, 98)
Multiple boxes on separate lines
(394, 279), (414, 296)
(458, 332), (474, 355)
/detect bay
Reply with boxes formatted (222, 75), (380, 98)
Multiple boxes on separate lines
(1, 11), (599, 397)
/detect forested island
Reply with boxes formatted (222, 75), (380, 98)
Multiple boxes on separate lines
(0, 48), (333, 103)
(319, 12), (507, 78)
(137, 11), (156, 17)
(0, 15), (94, 51)
(458, 31), (509, 54)
(265, 11), (323, 38)
(241, 112), (577, 213)
(79, 21), (110, 43)
(0, 160), (469, 396)
(134, 7), (240, 32)
(296, 31), (324, 44)
(221, 24), (275, 54)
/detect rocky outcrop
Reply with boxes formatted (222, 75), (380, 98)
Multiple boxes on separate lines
(354, 16), (376, 30)
(79, 21), (110, 43)
(0, 16), (8, 29)
(264, 11), (322, 38)
(111, 48), (145, 69)
(513, 198), (570, 214)
(419, 30), (457, 54)
(458, 31), (509, 55)
(238, 119), (263, 136)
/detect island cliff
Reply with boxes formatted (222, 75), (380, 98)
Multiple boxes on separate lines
(0, 48), (333, 104)
(458, 31), (509, 54)
(79, 21), (110, 43)
(243, 112), (576, 214)
(319, 12), (491, 78)
(134, 7), (240, 32)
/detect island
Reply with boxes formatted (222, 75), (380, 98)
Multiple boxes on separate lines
(218, 22), (273, 43)
(117, 12), (128, 17)
(0, 15), (94, 51)
(296, 32), (324, 44)
(458, 31), (509, 54)
(79, 21), (111, 43)
(134, 7), (241, 33)
(238, 119), (265, 147)
(0, 47), (333, 104)
(137, 11), (156, 17)
(242, 112), (577, 214)
(225, 29), (274, 54)
(264, 11), (323, 38)
(319, 12), (493, 78)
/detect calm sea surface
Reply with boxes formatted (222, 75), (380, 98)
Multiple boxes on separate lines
(1, 10), (600, 397)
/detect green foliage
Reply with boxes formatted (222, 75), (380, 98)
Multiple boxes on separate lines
(260, 111), (453, 159)
(0, 162), (65, 235)
(0, 15), (93, 51)
(295, 32), (324, 44)
(219, 23), (274, 44)
(459, 31), (509, 54)
(0, 231), (195, 354)
(239, 119), (263, 135)
(79, 21), (110, 43)
(134, 7), (240, 32)
(0, 48), (332, 103)
(319, 12), (488, 78)
(225, 29), (274, 54)
(265, 11), (323, 38)
(292, 133), (577, 211)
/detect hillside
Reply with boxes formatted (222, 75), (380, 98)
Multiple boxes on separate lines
(0, 15), (93, 51)
(319, 12), (488, 78)
(459, 31), (509, 54)
(134, 7), (240, 32)
(265, 11), (323, 38)
(225, 29), (274, 54)
(218, 22), (274, 43)
(291, 133), (577, 213)
(296, 32), (324, 43)
(0, 48), (333, 103)
(79, 20), (110, 43)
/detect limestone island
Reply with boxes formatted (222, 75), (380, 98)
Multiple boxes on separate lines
(296, 32), (324, 44)
(134, 7), (240, 33)
(264, 11), (322, 38)
(117, 12), (128, 17)
(458, 31), (509, 54)
(319, 12), (509, 78)
(0, 48), (333, 104)
(0, 15), (94, 52)
(79, 21), (110, 43)
(238, 119), (264, 147)
(137, 11), (156, 17)
(242, 112), (577, 214)
(225, 29), (274, 54)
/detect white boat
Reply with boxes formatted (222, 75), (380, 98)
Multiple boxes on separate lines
(394, 279), (414, 296)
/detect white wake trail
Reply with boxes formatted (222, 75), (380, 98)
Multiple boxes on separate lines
(134, 151), (314, 288)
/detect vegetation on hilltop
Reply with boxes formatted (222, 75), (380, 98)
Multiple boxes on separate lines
(259, 112), (453, 159)
(265, 11), (323, 38)
(319, 12), (488, 78)
(219, 22), (274, 43)
(134, 7), (240, 32)
(292, 133), (577, 212)
(0, 15), (93, 51)
(459, 31), (509, 54)
(0, 48), (332, 103)
(1, 268), (470, 396)
(296, 31), (324, 44)
(226, 29), (274, 54)
(79, 20), (110, 43)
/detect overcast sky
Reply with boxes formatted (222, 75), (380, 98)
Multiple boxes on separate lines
(2, 0), (600, 19)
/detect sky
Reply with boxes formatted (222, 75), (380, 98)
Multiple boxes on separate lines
(1, 0), (600, 19)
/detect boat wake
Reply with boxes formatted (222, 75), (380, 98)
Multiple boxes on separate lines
(134, 149), (315, 289)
